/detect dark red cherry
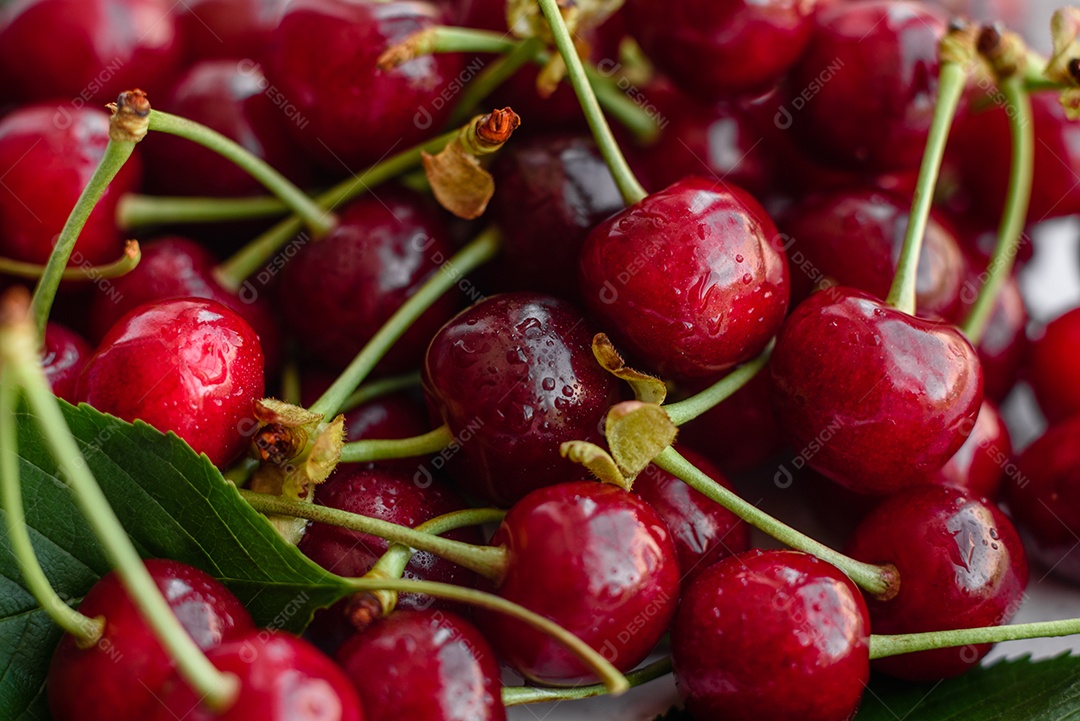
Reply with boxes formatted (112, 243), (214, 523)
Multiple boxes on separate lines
(788, 0), (947, 171)
(966, 271), (1027, 403)
(476, 481), (680, 684)
(0, 105), (142, 266)
(779, 190), (968, 320)
(421, 292), (620, 506)
(336, 609), (505, 721)
(846, 485), (1028, 680)
(672, 549), (870, 721)
(633, 446), (750, 586)
(279, 190), (458, 372)
(579, 176), (790, 380)
(626, 0), (818, 100)
(1027, 307), (1080, 424)
(342, 392), (430, 445)
(141, 60), (313, 197)
(770, 287), (983, 494)
(42, 322), (92, 402)
(177, 0), (287, 61)
(0, 0), (182, 104)
(933, 400), (1011, 501)
(76, 298), (265, 467)
(264, 0), (463, 172)
(148, 630), (362, 721)
(47, 559), (254, 721)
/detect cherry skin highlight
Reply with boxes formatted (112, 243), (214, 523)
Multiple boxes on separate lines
(1027, 307), (1080, 424)
(41, 322), (92, 403)
(933, 400), (1011, 501)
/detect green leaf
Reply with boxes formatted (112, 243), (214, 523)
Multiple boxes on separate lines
(1, 400), (353, 720)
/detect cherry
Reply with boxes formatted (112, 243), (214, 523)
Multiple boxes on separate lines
(0, 104), (142, 266)
(0, 0), (182, 104)
(177, 0), (288, 62)
(76, 298), (265, 467)
(633, 446), (750, 586)
(578, 176), (790, 380)
(966, 270), (1027, 403)
(148, 630), (362, 721)
(671, 549), (870, 721)
(421, 292), (620, 506)
(336, 609), (505, 721)
(787, 0), (947, 171)
(140, 59), (313, 198)
(769, 286), (983, 494)
(933, 400), (1011, 501)
(264, 0), (464, 172)
(47, 559), (253, 721)
(476, 481), (680, 684)
(846, 485), (1028, 680)
(342, 392), (431, 446)
(42, 322), (92, 403)
(279, 189), (459, 372)
(1027, 307), (1080, 424)
(626, 0), (818, 100)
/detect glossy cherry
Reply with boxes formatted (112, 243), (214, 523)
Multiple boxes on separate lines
(0, 105), (142, 266)
(966, 271), (1027, 403)
(336, 609), (505, 721)
(933, 400), (1012, 501)
(76, 298), (265, 467)
(626, 0), (818, 100)
(1027, 307), (1080, 424)
(671, 549), (870, 721)
(148, 630), (362, 721)
(42, 322), (92, 403)
(579, 176), (790, 380)
(476, 481), (680, 684)
(47, 559), (254, 721)
(633, 446), (750, 586)
(279, 190), (458, 372)
(769, 287), (983, 494)
(342, 391), (430, 445)
(788, 0), (947, 171)
(264, 0), (463, 172)
(177, 0), (288, 61)
(846, 485), (1028, 680)
(421, 292), (620, 506)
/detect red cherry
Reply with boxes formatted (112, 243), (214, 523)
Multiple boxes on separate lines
(671, 549), (870, 721)
(579, 176), (790, 380)
(967, 271), (1027, 403)
(342, 392), (430, 444)
(42, 322), (92, 402)
(336, 609), (506, 721)
(177, 0), (287, 61)
(47, 559), (253, 721)
(1027, 307), (1080, 424)
(846, 485), (1028, 680)
(76, 298), (265, 467)
(932, 400), (1011, 500)
(769, 287), (983, 494)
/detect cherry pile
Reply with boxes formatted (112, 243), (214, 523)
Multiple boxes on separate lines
(2, 0), (1079, 720)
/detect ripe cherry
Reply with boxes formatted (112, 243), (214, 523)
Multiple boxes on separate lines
(966, 271), (1027, 403)
(342, 392), (430, 445)
(421, 292), (620, 506)
(578, 176), (790, 380)
(671, 549), (870, 721)
(769, 287), (983, 494)
(933, 400), (1011, 501)
(76, 298), (265, 467)
(42, 322), (92, 403)
(47, 559), (254, 721)
(845, 485), (1028, 680)
(1027, 307), (1080, 424)
(336, 609), (505, 721)
(177, 0), (288, 61)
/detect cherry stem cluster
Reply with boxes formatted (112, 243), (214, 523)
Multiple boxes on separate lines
(1, 240), (141, 282)
(663, 341), (774, 426)
(117, 193), (290, 229)
(339, 424), (454, 464)
(502, 656), (673, 706)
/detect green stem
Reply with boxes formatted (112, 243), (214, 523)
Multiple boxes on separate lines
(502, 656), (672, 706)
(885, 61), (967, 314)
(116, 193), (290, 229)
(535, 0), (648, 205)
(146, 110), (334, 238)
(29, 139), (136, 337)
(340, 371), (421, 413)
(2, 240), (140, 282)
(339, 424), (453, 464)
(586, 64), (661, 144)
(238, 489), (510, 581)
(871, 618), (1080, 660)
(448, 38), (543, 126)
(308, 227), (501, 422)
(653, 447), (897, 598)
(0, 371), (104, 645)
(403, 26), (519, 57)
(343, 576), (629, 695)
(961, 76), (1034, 344)
(664, 341), (774, 426)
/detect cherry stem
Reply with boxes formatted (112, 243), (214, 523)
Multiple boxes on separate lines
(502, 656), (672, 706)
(339, 371), (421, 413)
(961, 75), (1034, 343)
(237, 489), (510, 581)
(342, 576), (630, 695)
(1, 240), (141, 282)
(535, 0), (648, 205)
(0, 370), (105, 646)
(663, 340), (774, 426)
(885, 60), (967, 315)
(145, 110), (335, 238)
(28, 138), (137, 338)
(117, 193), (290, 229)
(0, 291), (238, 711)
(448, 37), (544, 127)
(339, 424), (453, 463)
(308, 226), (501, 422)
(870, 617), (1080, 660)
(652, 446), (898, 599)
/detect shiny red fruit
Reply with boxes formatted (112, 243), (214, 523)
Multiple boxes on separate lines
(933, 400), (1011, 501)
(42, 322), (92, 402)
(177, 0), (287, 61)
(1027, 307), (1080, 424)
